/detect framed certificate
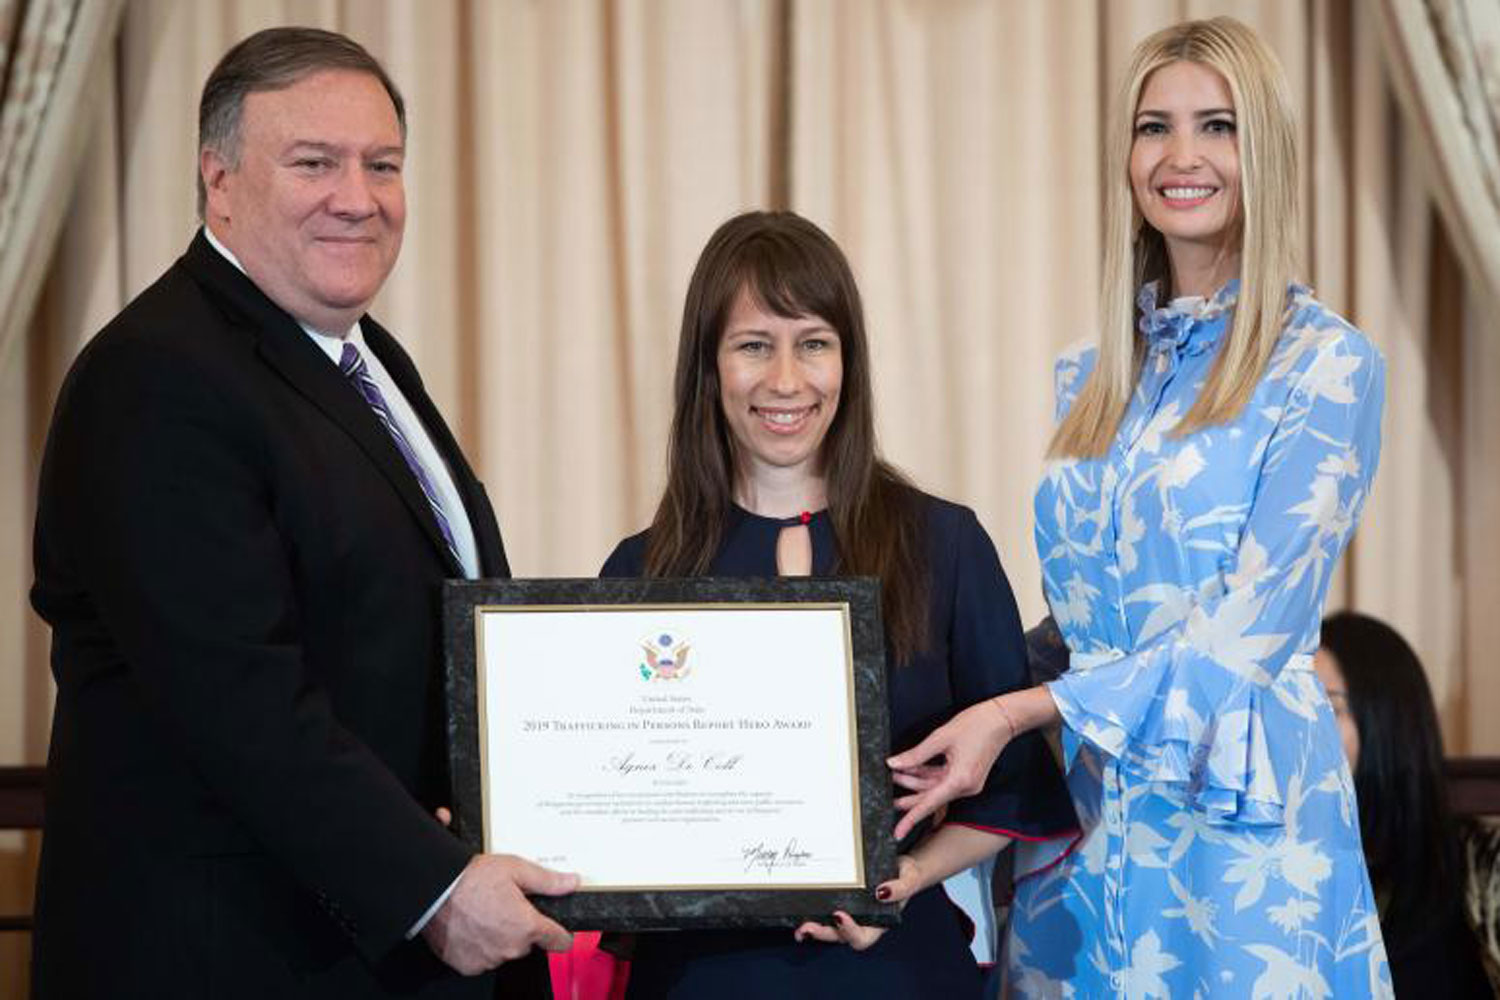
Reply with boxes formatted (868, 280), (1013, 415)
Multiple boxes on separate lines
(443, 577), (900, 931)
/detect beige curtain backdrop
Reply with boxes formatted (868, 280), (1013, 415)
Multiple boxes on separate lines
(1, 0), (1493, 993)
(1375, 0), (1500, 785)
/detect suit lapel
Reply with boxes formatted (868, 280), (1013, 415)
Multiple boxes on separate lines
(180, 232), (464, 576)
(361, 321), (510, 579)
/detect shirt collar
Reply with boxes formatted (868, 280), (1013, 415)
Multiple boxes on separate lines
(202, 225), (361, 349)
(303, 322), (370, 366)
(1136, 278), (1240, 357)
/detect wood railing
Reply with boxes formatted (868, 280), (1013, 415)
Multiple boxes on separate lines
(0, 766), (43, 933)
(1445, 757), (1500, 818)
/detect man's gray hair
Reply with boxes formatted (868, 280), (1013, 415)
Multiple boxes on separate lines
(197, 26), (406, 218)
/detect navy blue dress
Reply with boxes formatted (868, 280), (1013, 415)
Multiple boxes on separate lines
(601, 490), (1076, 999)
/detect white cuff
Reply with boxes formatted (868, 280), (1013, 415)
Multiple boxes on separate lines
(406, 870), (464, 939)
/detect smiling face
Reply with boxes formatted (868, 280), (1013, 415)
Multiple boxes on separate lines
(716, 286), (843, 485)
(1130, 60), (1242, 268)
(201, 69), (406, 334)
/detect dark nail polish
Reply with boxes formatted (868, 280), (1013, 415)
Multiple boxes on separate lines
(876, 886), (891, 901)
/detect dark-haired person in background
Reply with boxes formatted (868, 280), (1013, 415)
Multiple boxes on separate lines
(30, 27), (571, 996)
(600, 210), (1075, 999)
(1316, 612), (1496, 998)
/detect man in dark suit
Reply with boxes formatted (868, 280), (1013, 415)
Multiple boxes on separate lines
(30, 27), (573, 997)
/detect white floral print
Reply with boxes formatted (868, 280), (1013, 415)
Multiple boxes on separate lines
(1008, 282), (1393, 997)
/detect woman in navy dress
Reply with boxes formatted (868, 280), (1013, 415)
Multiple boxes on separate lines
(602, 211), (1075, 999)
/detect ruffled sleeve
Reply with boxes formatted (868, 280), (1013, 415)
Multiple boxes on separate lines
(937, 506), (1077, 839)
(1047, 326), (1385, 828)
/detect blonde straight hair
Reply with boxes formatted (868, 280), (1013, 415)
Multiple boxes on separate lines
(1050, 17), (1299, 459)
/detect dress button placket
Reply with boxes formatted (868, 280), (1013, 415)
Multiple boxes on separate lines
(1101, 757), (1129, 979)
(1104, 351), (1178, 982)
(1106, 349), (1178, 647)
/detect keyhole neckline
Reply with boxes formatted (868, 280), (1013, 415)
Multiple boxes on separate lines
(731, 503), (826, 529)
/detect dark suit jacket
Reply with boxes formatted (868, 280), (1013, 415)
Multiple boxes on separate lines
(29, 231), (548, 998)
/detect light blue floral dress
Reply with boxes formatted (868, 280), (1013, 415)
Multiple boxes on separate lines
(1007, 281), (1394, 998)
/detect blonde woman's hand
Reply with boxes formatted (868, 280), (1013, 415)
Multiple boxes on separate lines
(886, 698), (1015, 841)
(888, 686), (1061, 841)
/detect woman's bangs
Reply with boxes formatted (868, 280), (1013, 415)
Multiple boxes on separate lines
(735, 240), (841, 325)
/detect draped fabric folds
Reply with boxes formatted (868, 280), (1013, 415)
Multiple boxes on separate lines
(1373, 0), (1500, 757)
(0, 0), (121, 372)
(1376, 0), (1500, 310)
(0, 0), (80, 273)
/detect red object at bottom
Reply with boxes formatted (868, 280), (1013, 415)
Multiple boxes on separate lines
(549, 931), (630, 1000)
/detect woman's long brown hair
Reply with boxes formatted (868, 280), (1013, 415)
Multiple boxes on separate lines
(643, 211), (929, 663)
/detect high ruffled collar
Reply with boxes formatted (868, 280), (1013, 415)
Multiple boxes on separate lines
(1137, 279), (1240, 357)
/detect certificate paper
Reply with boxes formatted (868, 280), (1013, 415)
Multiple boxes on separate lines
(479, 605), (861, 889)
(444, 577), (899, 930)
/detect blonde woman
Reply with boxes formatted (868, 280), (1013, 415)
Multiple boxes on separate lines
(888, 18), (1394, 995)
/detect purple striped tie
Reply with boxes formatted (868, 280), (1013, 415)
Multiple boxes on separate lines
(339, 342), (463, 568)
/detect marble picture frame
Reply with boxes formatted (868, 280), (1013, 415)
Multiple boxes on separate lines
(443, 576), (900, 932)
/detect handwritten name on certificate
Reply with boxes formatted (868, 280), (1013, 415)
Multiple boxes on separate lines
(476, 605), (863, 889)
